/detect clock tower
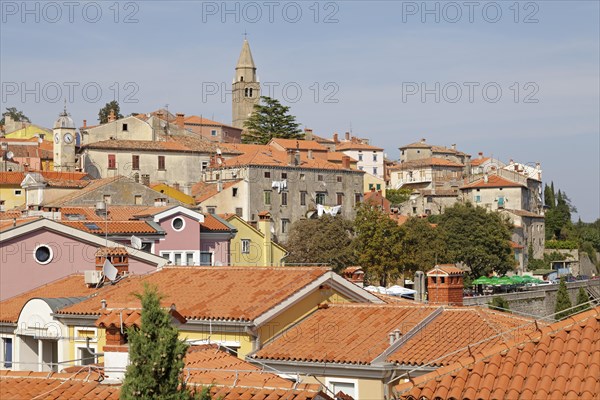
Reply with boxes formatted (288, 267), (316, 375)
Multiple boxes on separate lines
(53, 106), (77, 172)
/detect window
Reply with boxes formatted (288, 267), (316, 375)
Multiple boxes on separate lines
(201, 161), (208, 171)
(427, 196), (433, 203)
(132, 155), (139, 170)
(358, 153), (363, 161)
(281, 172), (287, 179)
(158, 155), (166, 170)
(327, 380), (356, 398)
(336, 193), (344, 206)
(300, 191), (307, 206)
(355, 193), (362, 205)
(316, 192), (326, 205)
(134, 195), (142, 205)
(141, 242), (152, 253)
(498, 196), (505, 208)
(34, 245), (53, 265)
(174, 253), (182, 265)
(200, 252), (212, 266)
(172, 217), (185, 231)
(14, 190), (22, 196)
(122, 123), (128, 132)
(241, 239), (250, 254)
(281, 192), (288, 206)
(3, 338), (12, 368)
(264, 171), (271, 178)
(108, 154), (116, 169)
(317, 175), (324, 181)
(264, 190), (271, 205)
(235, 207), (243, 217)
(336, 176), (343, 183)
(103, 194), (111, 204)
(186, 253), (194, 266)
(373, 167), (378, 175)
(475, 195), (481, 203)
(207, 207), (216, 215)
(376, 184), (381, 190)
(232, 188), (238, 197)
(373, 152), (378, 161)
(281, 219), (290, 233)
(358, 166), (364, 171)
(79, 347), (95, 366)
(299, 174), (305, 181)
(211, 130), (217, 136)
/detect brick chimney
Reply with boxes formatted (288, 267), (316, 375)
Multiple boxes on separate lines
(96, 311), (132, 382)
(176, 113), (185, 128)
(342, 155), (351, 169)
(83, 119), (87, 128)
(426, 265), (464, 306)
(95, 247), (129, 277)
(108, 110), (116, 122)
(333, 133), (339, 143)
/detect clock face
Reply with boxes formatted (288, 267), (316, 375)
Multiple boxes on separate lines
(54, 133), (60, 144)
(64, 133), (74, 144)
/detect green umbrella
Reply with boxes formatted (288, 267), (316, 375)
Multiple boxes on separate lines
(473, 276), (492, 285)
(521, 275), (536, 282)
(497, 276), (513, 285)
(509, 275), (525, 284)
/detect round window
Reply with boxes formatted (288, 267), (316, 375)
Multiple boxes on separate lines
(172, 217), (185, 231)
(34, 245), (53, 265)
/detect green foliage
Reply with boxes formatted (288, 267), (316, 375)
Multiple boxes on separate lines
(98, 100), (124, 124)
(242, 96), (302, 144)
(354, 203), (403, 286)
(554, 278), (573, 321)
(385, 188), (412, 205)
(546, 240), (579, 250)
(1, 107), (30, 125)
(398, 217), (439, 275)
(543, 183), (555, 208)
(436, 203), (514, 278)
(285, 215), (356, 271)
(489, 297), (511, 313)
(544, 187), (576, 240)
(573, 287), (591, 314)
(121, 284), (191, 400)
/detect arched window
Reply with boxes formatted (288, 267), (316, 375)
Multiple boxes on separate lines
(240, 76), (244, 82)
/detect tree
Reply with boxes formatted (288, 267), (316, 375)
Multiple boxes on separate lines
(436, 203), (514, 278)
(1, 107), (30, 125)
(121, 284), (191, 400)
(554, 278), (573, 321)
(354, 203), (403, 286)
(385, 188), (412, 205)
(543, 183), (555, 209)
(489, 296), (511, 313)
(242, 96), (302, 144)
(98, 100), (124, 124)
(285, 215), (356, 271)
(573, 287), (591, 314)
(398, 217), (440, 276)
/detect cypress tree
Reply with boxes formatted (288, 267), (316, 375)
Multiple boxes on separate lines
(554, 278), (572, 321)
(574, 287), (591, 314)
(120, 284), (191, 400)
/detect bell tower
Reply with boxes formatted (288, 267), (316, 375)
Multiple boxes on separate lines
(53, 105), (77, 172)
(232, 38), (260, 130)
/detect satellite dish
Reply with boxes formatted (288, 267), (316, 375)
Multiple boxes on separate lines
(5, 151), (14, 160)
(103, 259), (118, 281)
(130, 235), (142, 250)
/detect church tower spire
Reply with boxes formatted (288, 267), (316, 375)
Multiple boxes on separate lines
(232, 38), (260, 130)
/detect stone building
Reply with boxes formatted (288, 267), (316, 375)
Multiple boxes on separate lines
(232, 39), (260, 130)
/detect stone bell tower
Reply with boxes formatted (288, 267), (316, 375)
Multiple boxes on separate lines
(232, 38), (260, 130)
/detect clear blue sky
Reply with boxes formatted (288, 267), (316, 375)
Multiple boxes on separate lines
(1, 1), (598, 221)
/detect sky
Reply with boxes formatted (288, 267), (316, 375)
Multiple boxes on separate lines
(1, 0), (599, 221)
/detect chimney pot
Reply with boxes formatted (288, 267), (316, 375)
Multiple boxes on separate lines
(101, 299), (107, 309)
(176, 113), (185, 129)
(394, 329), (401, 340)
(308, 149), (313, 159)
(333, 133), (339, 143)
(345, 132), (350, 141)
(421, 138), (426, 143)
(451, 144), (456, 150)
(389, 332), (396, 345)
(83, 119), (87, 128)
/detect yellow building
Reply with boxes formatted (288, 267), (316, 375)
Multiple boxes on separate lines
(364, 173), (386, 197)
(3, 125), (52, 141)
(223, 212), (288, 267)
(151, 183), (195, 205)
(0, 172), (26, 211)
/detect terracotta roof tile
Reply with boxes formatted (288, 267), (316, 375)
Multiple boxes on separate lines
(45, 176), (126, 207)
(184, 115), (237, 129)
(269, 138), (329, 151)
(60, 220), (159, 235)
(389, 157), (464, 171)
(0, 275), (100, 323)
(56, 267), (332, 322)
(470, 157), (491, 167)
(95, 309), (142, 329)
(0, 216), (41, 232)
(395, 307), (600, 400)
(201, 213), (233, 232)
(60, 205), (171, 221)
(426, 265), (464, 275)
(461, 174), (525, 189)
(192, 180), (242, 203)
(400, 141), (433, 149)
(0, 171), (88, 185)
(82, 135), (240, 155)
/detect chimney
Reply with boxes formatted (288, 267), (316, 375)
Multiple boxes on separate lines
(342, 155), (350, 169)
(304, 128), (313, 141)
(393, 329), (401, 341)
(83, 119), (87, 128)
(420, 138), (426, 143)
(426, 265), (464, 306)
(176, 113), (185, 129)
(308, 149), (313, 159)
(451, 144), (456, 150)
(287, 150), (294, 166)
(95, 201), (107, 218)
(294, 151), (300, 166)
(108, 109), (116, 122)
(478, 152), (483, 159)
(217, 181), (223, 192)
(535, 162), (541, 170)
(333, 133), (339, 143)
(345, 132), (350, 141)
(388, 332), (396, 345)
(257, 212), (272, 265)
(98, 311), (130, 382)
(95, 247), (129, 277)
(156, 111), (164, 120)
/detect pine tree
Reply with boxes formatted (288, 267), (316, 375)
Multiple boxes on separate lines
(120, 284), (191, 400)
(544, 183), (555, 208)
(98, 100), (124, 123)
(554, 278), (573, 320)
(242, 96), (303, 144)
(573, 287), (591, 314)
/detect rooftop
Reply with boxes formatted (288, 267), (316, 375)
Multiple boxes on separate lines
(389, 157), (464, 171)
(461, 174), (525, 189)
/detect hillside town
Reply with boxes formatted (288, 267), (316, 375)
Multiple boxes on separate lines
(1, 39), (599, 400)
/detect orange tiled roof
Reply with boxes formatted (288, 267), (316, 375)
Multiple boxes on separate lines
(389, 157), (464, 171)
(395, 306), (600, 400)
(400, 141), (433, 149)
(0, 216), (41, 232)
(56, 267), (332, 322)
(60, 205), (171, 221)
(269, 138), (329, 151)
(0, 209), (25, 220)
(82, 135), (240, 155)
(253, 304), (438, 365)
(60, 220), (159, 235)
(192, 180), (242, 203)
(95, 309), (142, 329)
(335, 141), (383, 151)
(427, 265), (464, 275)
(0, 171), (88, 185)
(184, 115), (236, 128)
(503, 209), (545, 218)
(387, 308), (539, 367)
(204, 386), (327, 400)
(470, 157), (491, 167)
(461, 174), (525, 189)
(0, 274), (99, 323)
(45, 176), (125, 206)
(326, 152), (357, 162)
(200, 213), (233, 232)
